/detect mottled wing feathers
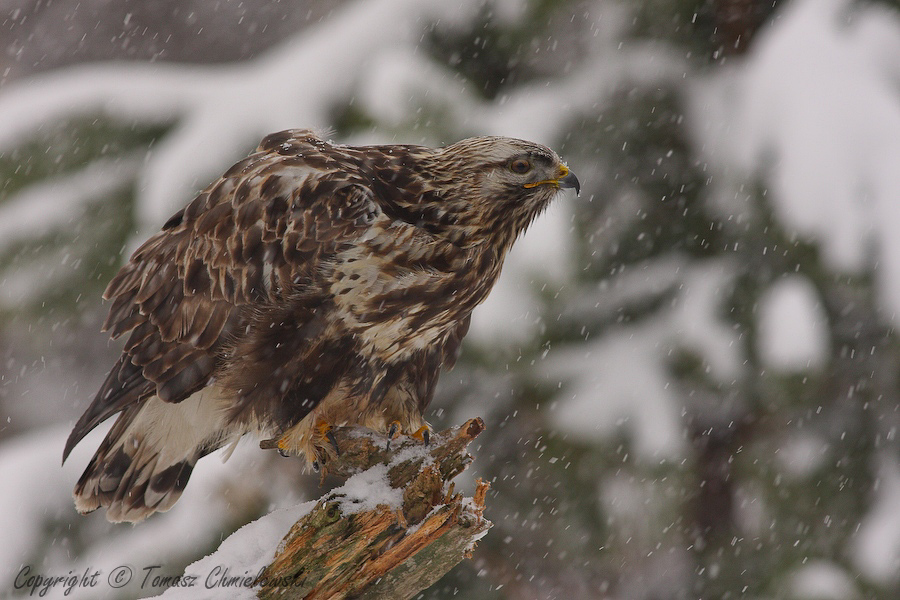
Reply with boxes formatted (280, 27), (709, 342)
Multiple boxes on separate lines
(210, 181), (388, 429)
(63, 130), (390, 461)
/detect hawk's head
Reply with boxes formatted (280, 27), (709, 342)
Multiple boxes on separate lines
(421, 136), (580, 251)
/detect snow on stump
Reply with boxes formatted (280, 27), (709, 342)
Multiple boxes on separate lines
(256, 417), (491, 600)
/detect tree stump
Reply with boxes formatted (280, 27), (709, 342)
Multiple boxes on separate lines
(256, 418), (491, 599)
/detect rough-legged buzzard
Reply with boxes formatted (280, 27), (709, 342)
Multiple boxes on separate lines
(63, 129), (580, 522)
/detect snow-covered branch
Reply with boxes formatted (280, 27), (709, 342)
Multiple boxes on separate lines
(153, 419), (490, 600)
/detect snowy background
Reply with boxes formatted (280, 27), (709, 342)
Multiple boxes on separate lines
(1, 0), (900, 598)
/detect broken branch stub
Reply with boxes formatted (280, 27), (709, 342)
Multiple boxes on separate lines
(256, 418), (491, 600)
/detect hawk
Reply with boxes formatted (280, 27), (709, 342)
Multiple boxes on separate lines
(63, 129), (580, 522)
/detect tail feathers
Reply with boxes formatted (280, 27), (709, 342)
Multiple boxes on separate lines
(73, 390), (238, 522)
(74, 435), (199, 522)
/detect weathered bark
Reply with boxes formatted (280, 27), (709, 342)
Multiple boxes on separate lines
(256, 418), (491, 600)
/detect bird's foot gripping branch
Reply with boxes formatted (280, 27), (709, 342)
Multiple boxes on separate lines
(257, 418), (491, 600)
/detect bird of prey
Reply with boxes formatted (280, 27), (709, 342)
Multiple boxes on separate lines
(63, 129), (580, 522)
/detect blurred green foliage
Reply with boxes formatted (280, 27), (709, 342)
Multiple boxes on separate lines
(0, 117), (169, 321)
(426, 0), (580, 99)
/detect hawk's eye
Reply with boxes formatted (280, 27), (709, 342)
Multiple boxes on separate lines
(509, 158), (532, 174)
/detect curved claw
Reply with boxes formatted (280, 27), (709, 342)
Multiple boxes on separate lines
(314, 420), (341, 459)
(386, 421), (402, 452)
(411, 425), (432, 446)
(325, 429), (340, 457)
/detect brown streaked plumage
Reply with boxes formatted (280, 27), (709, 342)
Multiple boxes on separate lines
(63, 129), (580, 522)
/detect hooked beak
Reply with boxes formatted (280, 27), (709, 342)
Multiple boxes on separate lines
(557, 166), (581, 196)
